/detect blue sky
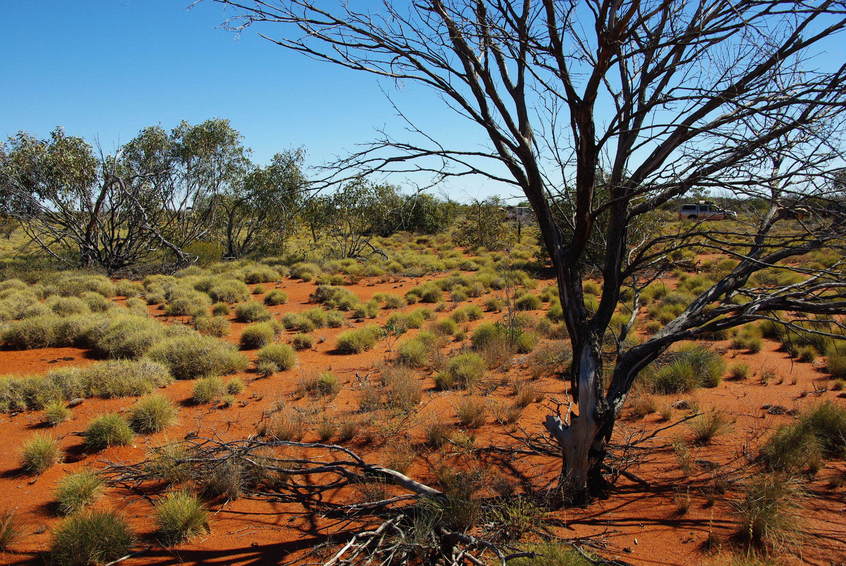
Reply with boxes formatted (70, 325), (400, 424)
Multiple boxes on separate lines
(0, 0), (508, 201)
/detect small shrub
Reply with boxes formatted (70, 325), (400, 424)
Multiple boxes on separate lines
(193, 316), (230, 338)
(291, 333), (314, 350)
(192, 376), (225, 404)
(729, 363), (749, 380)
(43, 400), (71, 426)
(148, 335), (248, 379)
(128, 395), (177, 434)
(382, 366), (422, 411)
(515, 331), (539, 354)
(155, 490), (208, 544)
(471, 322), (506, 350)
(226, 378), (245, 395)
(50, 510), (134, 565)
(234, 301), (271, 322)
(336, 326), (380, 354)
(509, 542), (593, 566)
(256, 343), (297, 371)
(22, 433), (61, 474)
(436, 353), (485, 390)
(55, 469), (103, 515)
(301, 372), (341, 397)
(264, 290), (288, 306)
(83, 359), (173, 399)
(731, 474), (802, 552)
(0, 510), (18, 551)
(430, 317), (458, 336)
(629, 395), (657, 419)
(689, 410), (730, 445)
(425, 421), (453, 448)
(280, 313), (315, 332)
(456, 397), (487, 428)
(515, 294), (542, 311)
(396, 337), (432, 368)
(260, 409), (304, 441)
(826, 343), (846, 378)
(239, 322), (276, 349)
(84, 414), (133, 451)
(211, 302), (230, 316)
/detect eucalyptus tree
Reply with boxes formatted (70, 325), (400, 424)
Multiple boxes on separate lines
(217, 0), (846, 504)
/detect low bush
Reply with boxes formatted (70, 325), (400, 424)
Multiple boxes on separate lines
(762, 401), (846, 473)
(729, 363), (749, 380)
(83, 359), (173, 399)
(430, 317), (458, 336)
(509, 542), (593, 566)
(645, 345), (725, 394)
(336, 326), (381, 354)
(207, 279), (250, 303)
(147, 335), (248, 379)
(192, 376), (225, 404)
(211, 302), (230, 316)
(55, 469), (103, 515)
(291, 333), (314, 350)
(50, 510), (134, 566)
(301, 372), (341, 397)
(128, 395), (177, 434)
(515, 294), (542, 311)
(456, 397), (487, 428)
(731, 474), (802, 553)
(256, 344), (297, 371)
(688, 410), (730, 445)
(226, 378), (245, 395)
(436, 353), (485, 390)
(827, 343), (846, 378)
(22, 433), (61, 474)
(234, 301), (271, 322)
(396, 337), (432, 367)
(471, 322), (506, 350)
(263, 290), (288, 306)
(515, 331), (539, 354)
(260, 408), (305, 441)
(43, 400), (71, 426)
(382, 365), (422, 411)
(281, 313), (315, 332)
(239, 322), (276, 349)
(84, 414), (134, 451)
(0, 510), (18, 551)
(193, 316), (230, 338)
(155, 490), (208, 544)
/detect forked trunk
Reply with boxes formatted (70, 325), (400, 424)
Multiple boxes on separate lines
(544, 342), (613, 505)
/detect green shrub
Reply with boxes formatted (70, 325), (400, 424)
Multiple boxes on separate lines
(430, 317), (458, 336)
(336, 326), (381, 354)
(281, 313), (315, 332)
(515, 294), (542, 311)
(82, 359), (172, 399)
(47, 296), (90, 316)
(646, 345), (725, 394)
(264, 290), (288, 306)
(436, 353), (485, 390)
(0, 510), (19, 551)
(762, 401), (846, 473)
(509, 542), (593, 566)
(731, 474), (802, 552)
(84, 414), (134, 451)
(256, 343), (297, 371)
(43, 400), (71, 426)
(239, 322), (276, 349)
(291, 333), (314, 350)
(827, 343), (846, 378)
(382, 366), (422, 411)
(147, 335), (248, 379)
(128, 395), (177, 434)
(165, 292), (210, 317)
(326, 310), (345, 328)
(211, 302), (230, 316)
(50, 510), (134, 566)
(397, 338), (432, 367)
(226, 378), (245, 395)
(456, 397), (487, 428)
(192, 376), (225, 404)
(302, 372), (341, 397)
(193, 316), (230, 338)
(55, 469), (103, 515)
(208, 279), (250, 303)
(234, 301), (271, 322)
(3, 315), (58, 349)
(22, 433), (61, 474)
(515, 331), (539, 354)
(155, 490), (208, 544)
(471, 322), (506, 350)
(86, 315), (166, 359)
(303, 308), (328, 328)
(688, 410), (730, 445)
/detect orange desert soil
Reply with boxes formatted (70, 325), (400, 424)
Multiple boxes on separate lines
(0, 274), (844, 565)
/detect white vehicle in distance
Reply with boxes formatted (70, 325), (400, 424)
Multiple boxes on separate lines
(678, 201), (737, 221)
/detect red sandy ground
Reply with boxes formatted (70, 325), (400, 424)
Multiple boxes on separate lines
(0, 274), (844, 565)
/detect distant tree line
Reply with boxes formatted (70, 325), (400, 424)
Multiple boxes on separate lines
(0, 120), (467, 274)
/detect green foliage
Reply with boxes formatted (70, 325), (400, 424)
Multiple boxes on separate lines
(239, 322), (276, 349)
(83, 414), (134, 451)
(515, 294), (542, 311)
(436, 353), (485, 390)
(128, 395), (177, 434)
(302, 372), (341, 397)
(336, 325), (381, 354)
(0, 510), (19, 551)
(762, 402), (846, 473)
(147, 334), (248, 379)
(43, 400), (71, 426)
(192, 376), (225, 404)
(256, 343), (297, 371)
(234, 301), (271, 322)
(84, 359), (173, 398)
(509, 543), (593, 566)
(193, 315), (230, 338)
(291, 333), (314, 350)
(50, 510), (134, 566)
(21, 433), (61, 474)
(731, 474), (802, 552)
(645, 345), (725, 394)
(55, 469), (103, 515)
(263, 289), (288, 305)
(155, 490), (208, 544)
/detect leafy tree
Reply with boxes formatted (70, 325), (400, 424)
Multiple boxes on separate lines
(217, 149), (306, 258)
(221, 0), (846, 505)
(454, 198), (512, 250)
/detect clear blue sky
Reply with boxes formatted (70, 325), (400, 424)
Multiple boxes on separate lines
(0, 0), (508, 201)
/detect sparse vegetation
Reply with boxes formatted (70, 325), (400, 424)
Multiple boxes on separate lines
(50, 510), (134, 566)
(22, 433), (61, 475)
(55, 469), (103, 515)
(83, 414), (134, 451)
(155, 490), (209, 544)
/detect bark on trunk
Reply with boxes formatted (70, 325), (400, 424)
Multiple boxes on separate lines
(544, 342), (612, 505)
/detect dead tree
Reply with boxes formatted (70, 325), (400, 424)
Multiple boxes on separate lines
(214, 0), (846, 503)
